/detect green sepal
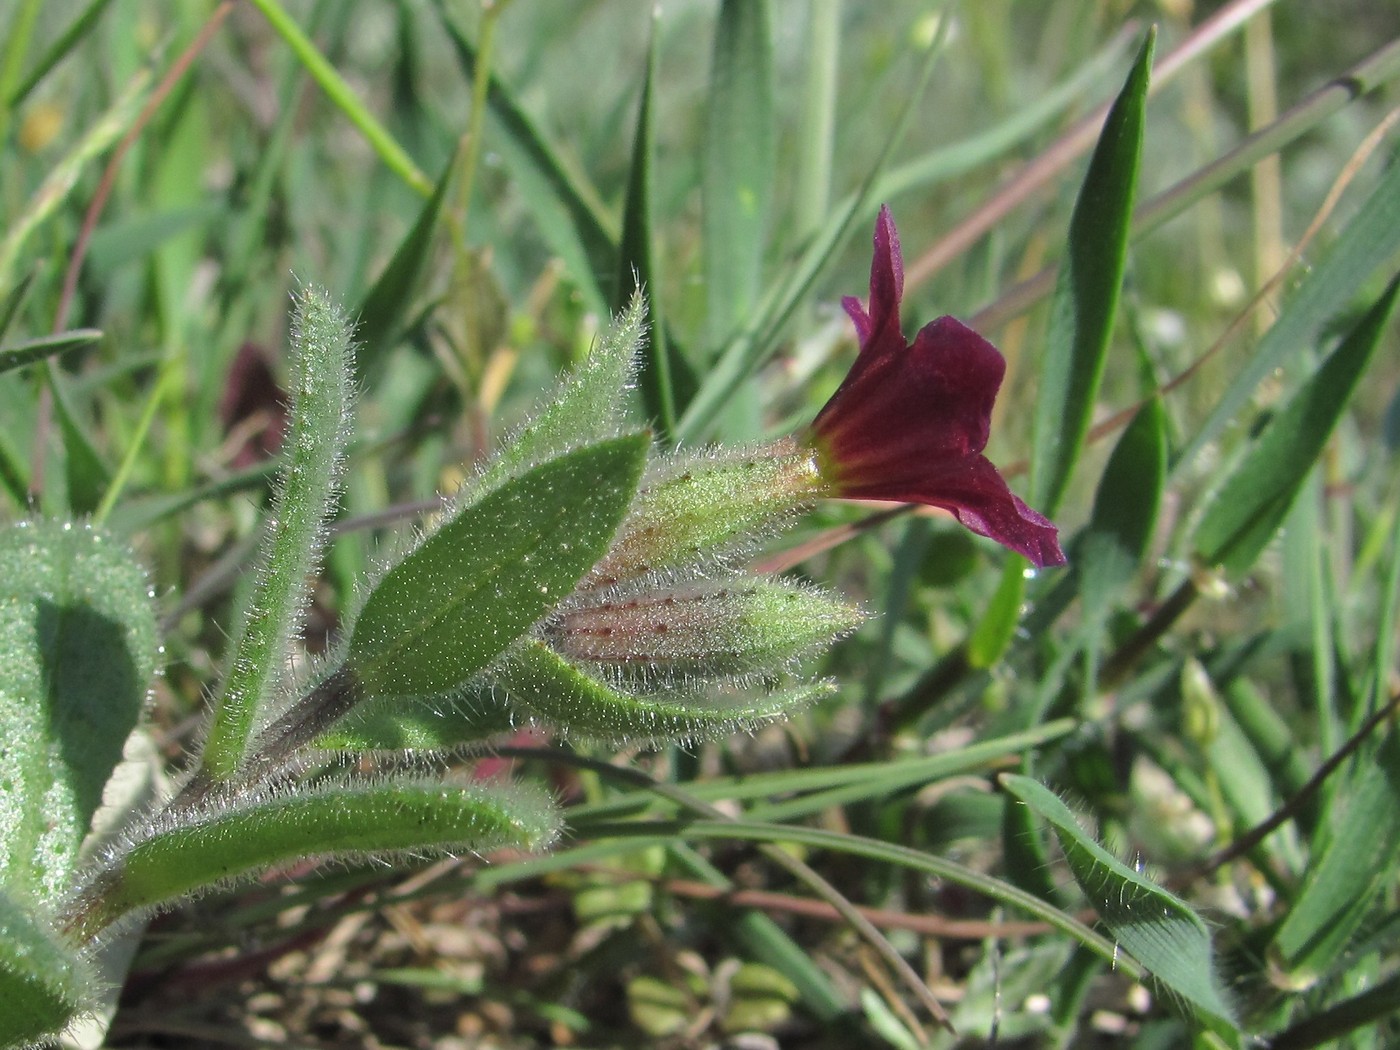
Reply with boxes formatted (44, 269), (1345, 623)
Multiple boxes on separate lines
(345, 434), (649, 699)
(66, 779), (561, 942)
(492, 640), (835, 746)
(0, 521), (158, 904)
(585, 445), (819, 589)
(1002, 774), (1237, 1031)
(0, 889), (92, 1050)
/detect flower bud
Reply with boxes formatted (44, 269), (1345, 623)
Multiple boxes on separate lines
(583, 443), (822, 590)
(544, 580), (863, 684)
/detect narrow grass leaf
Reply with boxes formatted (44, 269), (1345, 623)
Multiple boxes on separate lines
(616, 27), (678, 439)
(248, 0), (431, 195)
(1271, 731), (1400, 986)
(0, 889), (90, 1050)
(1029, 30), (1153, 516)
(355, 158), (453, 379)
(967, 557), (1027, 670)
(702, 0), (774, 352)
(0, 270), (35, 344)
(200, 289), (355, 780)
(46, 367), (109, 516)
(6, 0), (113, 106)
(1001, 774), (1238, 1029)
(1193, 276), (1400, 574)
(0, 522), (158, 904)
(346, 434), (648, 699)
(434, 2), (617, 313)
(1175, 154), (1400, 475)
(0, 330), (100, 375)
(0, 64), (151, 297)
(71, 780), (560, 941)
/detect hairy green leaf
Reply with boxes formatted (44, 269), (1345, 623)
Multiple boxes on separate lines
(201, 288), (355, 780)
(1002, 774), (1237, 1030)
(494, 640), (835, 745)
(0, 890), (90, 1050)
(346, 434), (648, 699)
(69, 780), (560, 941)
(0, 522), (158, 904)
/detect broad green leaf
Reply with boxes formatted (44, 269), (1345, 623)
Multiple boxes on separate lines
(1193, 276), (1400, 574)
(69, 780), (560, 942)
(0, 522), (158, 904)
(493, 640), (835, 745)
(354, 156), (454, 378)
(1029, 30), (1153, 516)
(1271, 731), (1400, 986)
(616, 25), (678, 439)
(0, 329), (101, 375)
(0, 889), (90, 1050)
(345, 434), (648, 699)
(1001, 774), (1237, 1030)
(702, 0), (774, 351)
(1175, 155), (1400, 475)
(200, 289), (355, 780)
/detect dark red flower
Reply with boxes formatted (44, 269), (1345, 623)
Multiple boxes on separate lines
(807, 206), (1066, 567)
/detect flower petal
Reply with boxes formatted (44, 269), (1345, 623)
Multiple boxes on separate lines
(839, 453), (1066, 568)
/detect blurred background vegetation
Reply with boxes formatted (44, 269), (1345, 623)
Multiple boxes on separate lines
(3, 0), (1399, 1046)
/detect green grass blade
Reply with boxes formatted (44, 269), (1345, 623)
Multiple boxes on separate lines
(1029, 29), (1153, 517)
(1193, 276), (1400, 574)
(354, 157), (454, 379)
(701, 0), (774, 353)
(246, 0), (430, 196)
(676, 22), (948, 444)
(1174, 154), (1400, 476)
(615, 25), (678, 439)
(47, 365), (109, 516)
(0, 64), (151, 297)
(1271, 731), (1400, 986)
(0, 328), (101, 375)
(1001, 774), (1238, 1031)
(5, 0), (113, 106)
(433, 1), (618, 314)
